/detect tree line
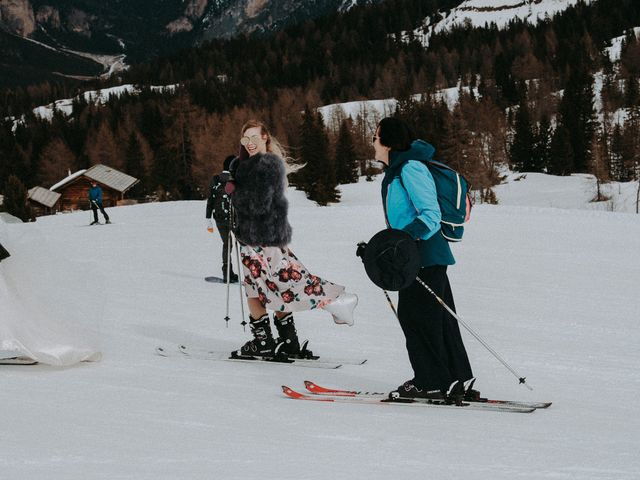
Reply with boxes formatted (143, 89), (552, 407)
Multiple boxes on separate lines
(2, 0), (640, 218)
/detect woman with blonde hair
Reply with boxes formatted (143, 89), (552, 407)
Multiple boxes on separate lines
(227, 120), (357, 358)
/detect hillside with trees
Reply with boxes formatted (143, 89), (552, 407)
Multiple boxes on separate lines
(1, 0), (639, 213)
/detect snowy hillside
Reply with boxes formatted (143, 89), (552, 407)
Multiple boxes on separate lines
(495, 172), (640, 213)
(414, 0), (594, 46)
(1, 174), (639, 479)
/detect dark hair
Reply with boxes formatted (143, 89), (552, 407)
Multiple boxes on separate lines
(223, 155), (235, 171)
(377, 117), (415, 152)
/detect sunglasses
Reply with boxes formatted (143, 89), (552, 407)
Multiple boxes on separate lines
(240, 134), (264, 146)
(372, 135), (380, 144)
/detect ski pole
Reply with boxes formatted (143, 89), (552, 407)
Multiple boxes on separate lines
(224, 231), (232, 327)
(415, 276), (533, 391)
(383, 290), (399, 319)
(233, 232), (246, 330)
(224, 215), (233, 327)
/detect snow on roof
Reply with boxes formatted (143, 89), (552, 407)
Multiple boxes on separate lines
(27, 187), (61, 208)
(85, 165), (139, 193)
(50, 169), (87, 192)
(50, 165), (139, 193)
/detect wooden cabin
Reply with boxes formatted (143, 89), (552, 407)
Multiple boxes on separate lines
(27, 186), (61, 216)
(50, 165), (139, 212)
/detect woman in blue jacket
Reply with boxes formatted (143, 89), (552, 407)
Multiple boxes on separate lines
(374, 117), (474, 402)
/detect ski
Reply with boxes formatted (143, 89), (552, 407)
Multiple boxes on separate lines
(303, 380), (551, 410)
(0, 356), (38, 365)
(178, 344), (366, 366)
(155, 346), (342, 369)
(282, 386), (535, 413)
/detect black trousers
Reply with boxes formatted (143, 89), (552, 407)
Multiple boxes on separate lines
(397, 265), (473, 391)
(91, 202), (109, 222)
(216, 220), (234, 275)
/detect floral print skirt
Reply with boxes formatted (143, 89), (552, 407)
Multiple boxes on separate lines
(240, 245), (345, 312)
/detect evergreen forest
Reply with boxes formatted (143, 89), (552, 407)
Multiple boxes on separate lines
(1, 0), (640, 213)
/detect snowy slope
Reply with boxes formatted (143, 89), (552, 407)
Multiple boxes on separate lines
(1, 175), (639, 479)
(414, 0), (594, 46)
(435, 0), (593, 31)
(495, 172), (640, 213)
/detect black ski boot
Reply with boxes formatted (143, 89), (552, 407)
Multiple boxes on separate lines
(238, 314), (276, 357)
(389, 380), (447, 401)
(389, 380), (464, 405)
(273, 313), (301, 356)
(446, 380), (465, 405)
(463, 378), (482, 401)
(223, 269), (239, 283)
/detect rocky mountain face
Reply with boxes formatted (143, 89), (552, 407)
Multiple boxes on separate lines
(0, 0), (36, 36)
(0, 0), (381, 86)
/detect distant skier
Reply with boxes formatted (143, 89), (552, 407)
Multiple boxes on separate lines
(225, 119), (358, 358)
(371, 117), (476, 403)
(205, 155), (238, 283)
(88, 180), (110, 225)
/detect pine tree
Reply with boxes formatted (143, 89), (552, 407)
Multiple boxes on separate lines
(3, 175), (30, 222)
(125, 132), (146, 198)
(334, 119), (358, 184)
(625, 76), (639, 108)
(509, 97), (536, 172)
(151, 130), (183, 201)
(534, 115), (552, 172)
(548, 125), (574, 176)
(609, 124), (626, 181)
(621, 106), (640, 181)
(176, 121), (196, 200)
(590, 127), (610, 202)
(297, 106), (340, 205)
(557, 68), (596, 173)
(439, 103), (480, 178)
(38, 138), (77, 188)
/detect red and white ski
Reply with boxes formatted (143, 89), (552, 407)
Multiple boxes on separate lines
(282, 385), (536, 413)
(303, 380), (551, 409)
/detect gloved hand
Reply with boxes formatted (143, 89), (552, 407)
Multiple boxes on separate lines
(224, 181), (236, 195)
(206, 219), (214, 233)
(356, 242), (367, 262)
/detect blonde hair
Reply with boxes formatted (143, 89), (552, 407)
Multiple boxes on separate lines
(241, 120), (302, 175)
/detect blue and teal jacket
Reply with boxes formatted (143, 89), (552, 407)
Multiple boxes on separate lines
(381, 140), (454, 267)
(88, 185), (103, 204)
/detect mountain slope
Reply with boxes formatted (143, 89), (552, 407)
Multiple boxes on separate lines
(1, 175), (639, 478)
(0, 0), (382, 87)
(413, 0), (595, 45)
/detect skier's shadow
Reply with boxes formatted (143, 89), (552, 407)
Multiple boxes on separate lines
(158, 270), (204, 281)
(134, 323), (240, 351)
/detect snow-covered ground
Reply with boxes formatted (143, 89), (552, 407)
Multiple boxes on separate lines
(1, 173), (639, 479)
(318, 85), (480, 130)
(495, 172), (640, 213)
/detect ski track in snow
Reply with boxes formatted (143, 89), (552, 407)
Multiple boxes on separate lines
(1, 175), (639, 478)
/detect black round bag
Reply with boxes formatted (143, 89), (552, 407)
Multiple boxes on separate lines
(362, 229), (420, 291)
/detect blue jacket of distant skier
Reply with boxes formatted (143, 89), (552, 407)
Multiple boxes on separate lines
(89, 185), (103, 204)
(381, 140), (454, 267)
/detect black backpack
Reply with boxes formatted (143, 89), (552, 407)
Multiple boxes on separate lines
(209, 176), (231, 223)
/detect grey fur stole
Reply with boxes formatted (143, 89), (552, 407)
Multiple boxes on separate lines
(231, 152), (292, 247)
